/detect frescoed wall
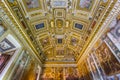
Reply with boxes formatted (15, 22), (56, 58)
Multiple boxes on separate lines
(95, 42), (120, 75)
(41, 67), (79, 80)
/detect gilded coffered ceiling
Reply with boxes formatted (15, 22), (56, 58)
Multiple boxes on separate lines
(6, 0), (114, 63)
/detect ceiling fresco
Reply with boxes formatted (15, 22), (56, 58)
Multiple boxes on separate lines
(0, 38), (15, 52)
(7, 0), (113, 63)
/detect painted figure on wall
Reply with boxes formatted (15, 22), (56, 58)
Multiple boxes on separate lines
(88, 55), (101, 80)
(0, 50), (16, 73)
(11, 52), (28, 80)
(41, 67), (79, 80)
(0, 54), (11, 73)
(41, 67), (54, 80)
(96, 42), (120, 75)
(65, 67), (79, 80)
(55, 71), (63, 80)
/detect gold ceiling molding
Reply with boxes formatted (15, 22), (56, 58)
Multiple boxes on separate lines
(30, 19), (49, 36)
(71, 20), (88, 34)
(2, 0), (119, 65)
(54, 8), (66, 18)
(18, 0), (100, 63)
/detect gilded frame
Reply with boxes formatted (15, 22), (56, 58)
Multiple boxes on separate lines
(22, 0), (42, 12)
(76, 0), (94, 11)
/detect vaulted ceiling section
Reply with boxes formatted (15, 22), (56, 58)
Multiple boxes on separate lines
(5, 0), (116, 63)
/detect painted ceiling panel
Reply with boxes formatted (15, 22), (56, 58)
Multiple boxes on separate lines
(7, 0), (112, 63)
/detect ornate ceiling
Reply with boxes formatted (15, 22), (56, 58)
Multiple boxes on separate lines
(6, 0), (115, 63)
